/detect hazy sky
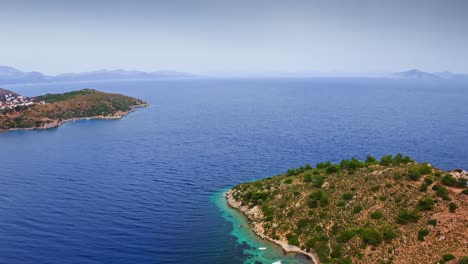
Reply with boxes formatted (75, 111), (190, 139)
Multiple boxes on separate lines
(1, 0), (467, 75)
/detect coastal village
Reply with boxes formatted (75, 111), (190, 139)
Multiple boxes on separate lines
(0, 92), (41, 110)
(0, 88), (148, 132)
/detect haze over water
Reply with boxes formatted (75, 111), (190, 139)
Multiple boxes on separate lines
(1, 78), (467, 263)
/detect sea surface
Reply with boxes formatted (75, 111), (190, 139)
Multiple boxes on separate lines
(0, 78), (467, 264)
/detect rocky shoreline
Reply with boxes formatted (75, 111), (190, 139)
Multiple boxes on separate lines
(0, 104), (147, 133)
(225, 189), (320, 264)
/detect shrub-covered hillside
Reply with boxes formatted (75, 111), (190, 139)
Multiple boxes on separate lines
(231, 154), (467, 264)
(0, 89), (147, 130)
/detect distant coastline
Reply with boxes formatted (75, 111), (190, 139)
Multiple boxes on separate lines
(0, 106), (145, 133)
(0, 89), (148, 133)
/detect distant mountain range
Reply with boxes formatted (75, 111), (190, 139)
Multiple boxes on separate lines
(0, 66), (195, 85)
(391, 69), (468, 80)
(1, 66), (467, 84)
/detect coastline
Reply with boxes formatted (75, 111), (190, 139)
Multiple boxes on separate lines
(0, 104), (148, 133)
(225, 189), (320, 264)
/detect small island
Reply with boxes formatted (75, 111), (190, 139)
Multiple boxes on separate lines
(227, 155), (467, 264)
(0, 88), (148, 131)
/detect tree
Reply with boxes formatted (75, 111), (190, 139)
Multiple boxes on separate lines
(286, 233), (300, 246)
(365, 155), (378, 165)
(326, 165), (340, 174)
(380, 155), (394, 166)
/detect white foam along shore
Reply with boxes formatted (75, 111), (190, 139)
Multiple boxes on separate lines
(225, 189), (320, 264)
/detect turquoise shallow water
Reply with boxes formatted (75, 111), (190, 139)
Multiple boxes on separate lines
(1, 78), (467, 263)
(212, 190), (310, 264)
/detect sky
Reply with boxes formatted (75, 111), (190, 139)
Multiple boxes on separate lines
(0, 0), (467, 75)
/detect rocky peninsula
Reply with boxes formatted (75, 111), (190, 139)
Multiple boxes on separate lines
(0, 88), (148, 132)
(227, 155), (467, 264)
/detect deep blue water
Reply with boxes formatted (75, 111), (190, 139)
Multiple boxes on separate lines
(0, 78), (467, 264)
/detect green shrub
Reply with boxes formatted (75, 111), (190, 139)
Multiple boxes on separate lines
(370, 186), (380, 192)
(305, 163), (312, 170)
(337, 200), (346, 207)
(340, 157), (365, 171)
(250, 192), (269, 205)
(361, 228), (383, 246)
(365, 155), (378, 165)
(297, 219), (309, 229)
(312, 175), (326, 188)
(326, 165), (340, 174)
(286, 233), (300, 246)
(392, 153), (413, 164)
(396, 209), (420, 224)
(393, 153), (404, 165)
(418, 229), (429, 241)
(353, 205), (363, 214)
(380, 155), (394, 166)
(458, 256), (468, 264)
(457, 178), (468, 188)
(316, 161), (332, 169)
(433, 184), (450, 200)
(393, 173), (403, 180)
(303, 173), (312, 182)
(443, 254), (455, 262)
(449, 202), (458, 213)
(342, 192), (354, 200)
(462, 189), (468, 195)
(371, 211), (384, 219)
(262, 206), (274, 221)
(287, 166), (306, 176)
(330, 244), (342, 258)
(424, 177), (434, 185)
(309, 190), (329, 208)
(408, 168), (421, 181)
(418, 197), (435, 211)
(419, 183), (428, 192)
(418, 164), (432, 175)
(442, 174), (457, 186)
(403, 155), (414, 163)
(427, 219), (437, 226)
(382, 226), (398, 242)
(284, 178), (293, 184)
(338, 228), (359, 243)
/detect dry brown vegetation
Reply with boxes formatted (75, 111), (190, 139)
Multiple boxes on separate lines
(231, 155), (468, 264)
(0, 89), (147, 130)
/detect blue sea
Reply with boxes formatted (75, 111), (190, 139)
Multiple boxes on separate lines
(0, 78), (467, 264)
